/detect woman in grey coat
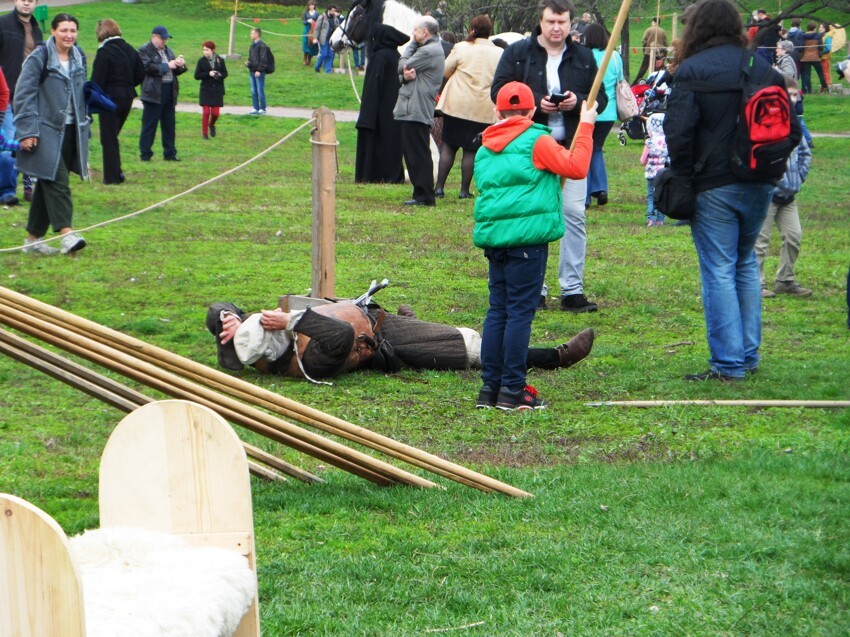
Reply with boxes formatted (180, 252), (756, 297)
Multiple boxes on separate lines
(15, 13), (88, 256)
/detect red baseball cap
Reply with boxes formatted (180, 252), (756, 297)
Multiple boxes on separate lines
(496, 82), (535, 111)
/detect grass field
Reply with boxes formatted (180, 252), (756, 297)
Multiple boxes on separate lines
(1, 1), (849, 635)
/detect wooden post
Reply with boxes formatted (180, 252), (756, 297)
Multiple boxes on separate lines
(672, 13), (678, 43)
(311, 107), (336, 299)
(228, 15), (237, 57)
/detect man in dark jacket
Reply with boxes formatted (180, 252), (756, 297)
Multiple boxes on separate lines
(138, 25), (187, 162)
(246, 28), (271, 114)
(0, 0), (43, 205)
(491, 0), (608, 314)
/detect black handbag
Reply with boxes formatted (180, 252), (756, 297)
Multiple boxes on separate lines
(653, 169), (695, 220)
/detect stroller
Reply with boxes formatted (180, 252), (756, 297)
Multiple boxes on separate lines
(617, 73), (671, 146)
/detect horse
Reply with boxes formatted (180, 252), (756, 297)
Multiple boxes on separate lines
(330, 0), (524, 53)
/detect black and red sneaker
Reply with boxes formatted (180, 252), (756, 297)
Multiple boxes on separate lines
(495, 385), (548, 411)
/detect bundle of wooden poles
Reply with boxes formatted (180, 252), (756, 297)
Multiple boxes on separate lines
(0, 286), (532, 498)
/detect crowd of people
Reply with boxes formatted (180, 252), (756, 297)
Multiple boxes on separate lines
(1, 0), (846, 406)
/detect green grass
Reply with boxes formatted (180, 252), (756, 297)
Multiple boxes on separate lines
(1, 1), (849, 634)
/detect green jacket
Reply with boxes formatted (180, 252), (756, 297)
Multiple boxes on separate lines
(473, 122), (564, 249)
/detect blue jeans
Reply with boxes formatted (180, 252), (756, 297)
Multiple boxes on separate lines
(315, 42), (335, 73)
(250, 72), (266, 111)
(0, 105), (18, 199)
(352, 46), (364, 67)
(690, 183), (773, 377)
(646, 179), (665, 223)
(585, 120), (613, 205)
(481, 245), (548, 393)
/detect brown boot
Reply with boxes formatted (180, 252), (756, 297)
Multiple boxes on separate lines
(556, 328), (595, 368)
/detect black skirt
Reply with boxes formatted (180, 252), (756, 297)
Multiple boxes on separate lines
(441, 114), (487, 151)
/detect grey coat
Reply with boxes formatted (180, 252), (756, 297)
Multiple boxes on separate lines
(13, 38), (89, 181)
(393, 36), (444, 126)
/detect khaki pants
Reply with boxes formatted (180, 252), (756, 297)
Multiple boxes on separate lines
(754, 199), (803, 286)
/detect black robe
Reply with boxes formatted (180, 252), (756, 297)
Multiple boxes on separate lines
(355, 24), (410, 183)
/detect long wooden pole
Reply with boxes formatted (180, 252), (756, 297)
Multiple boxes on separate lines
(0, 303), (436, 489)
(588, 400), (850, 408)
(0, 287), (532, 497)
(570, 0), (635, 151)
(0, 331), (294, 482)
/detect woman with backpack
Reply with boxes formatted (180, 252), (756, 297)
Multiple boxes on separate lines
(194, 41), (228, 140)
(663, 0), (800, 381)
(15, 13), (88, 256)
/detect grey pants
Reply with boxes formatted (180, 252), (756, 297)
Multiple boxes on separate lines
(26, 125), (76, 237)
(754, 199), (803, 285)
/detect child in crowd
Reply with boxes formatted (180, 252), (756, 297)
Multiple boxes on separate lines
(755, 80), (813, 298)
(641, 111), (668, 227)
(472, 82), (597, 410)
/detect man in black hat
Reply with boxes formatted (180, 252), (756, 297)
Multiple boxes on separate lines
(138, 25), (187, 161)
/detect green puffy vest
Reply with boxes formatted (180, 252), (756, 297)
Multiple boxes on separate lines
(473, 123), (564, 249)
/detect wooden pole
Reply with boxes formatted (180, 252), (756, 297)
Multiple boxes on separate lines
(671, 13), (678, 43)
(0, 303), (437, 489)
(570, 0), (635, 151)
(0, 287), (533, 497)
(228, 14), (237, 57)
(311, 107), (336, 298)
(0, 330), (296, 482)
(587, 400), (850, 408)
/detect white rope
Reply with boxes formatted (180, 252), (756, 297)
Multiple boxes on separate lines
(0, 118), (316, 254)
(233, 17), (303, 40)
(346, 52), (362, 105)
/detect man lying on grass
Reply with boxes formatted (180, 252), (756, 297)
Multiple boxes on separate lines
(206, 299), (594, 385)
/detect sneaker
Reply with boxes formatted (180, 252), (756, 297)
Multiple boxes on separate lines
(210, 124), (217, 138)
(683, 369), (743, 382)
(475, 386), (499, 409)
(536, 295), (547, 311)
(60, 232), (86, 255)
(774, 281), (813, 297)
(22, 238), (59, 255)
(0, 194), (19, 206)
(556, 328), (595, 368)
(646, 220), (654, 227)
(560, 293), (598, 313)
(761, 287), (777, 298)
(258, 109), (266, 115)
(495, 385), (548, 411)
(249, 109), (259, 115)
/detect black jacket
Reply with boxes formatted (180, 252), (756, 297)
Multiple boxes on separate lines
(664, 44), (801, 192)
(490, 28), (608, 145)
(247, 39), (271, 73)
(91, 37), (144, 101)
(138, 40), (187, 105)
(194, 54), (228, 106)
(0, 9), (43, 100)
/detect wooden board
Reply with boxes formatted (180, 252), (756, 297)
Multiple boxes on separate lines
(98, 400), (260, 637)
(0, 494), (86, 637)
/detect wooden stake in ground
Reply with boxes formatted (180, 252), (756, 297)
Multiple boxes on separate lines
(570, 0), (635, 151)
(311, 107), (336, 298)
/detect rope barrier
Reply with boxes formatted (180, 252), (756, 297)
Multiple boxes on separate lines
(345, 53), (362, 105)
(0, 118), (316, 254)
(233, 17), (303, 39)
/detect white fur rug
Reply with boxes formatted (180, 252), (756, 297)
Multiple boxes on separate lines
(70, 527), (256, 637)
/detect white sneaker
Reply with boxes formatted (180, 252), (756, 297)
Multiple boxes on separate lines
(60, 232), (86, 255)
(249, 109), (259, 115)
(22, 238), (59, 255)
(258, 109), (266, 115)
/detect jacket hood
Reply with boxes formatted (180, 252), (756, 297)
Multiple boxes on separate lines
(370, 24), (409, 51)
(481, 116), (534, 152)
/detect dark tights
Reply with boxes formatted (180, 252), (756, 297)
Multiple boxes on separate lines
(436, 143), (476, 196)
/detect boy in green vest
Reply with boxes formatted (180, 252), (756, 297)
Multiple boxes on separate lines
(474, 81), (597, 410)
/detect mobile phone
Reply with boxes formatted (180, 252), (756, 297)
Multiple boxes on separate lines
(549, 92), (569, 105)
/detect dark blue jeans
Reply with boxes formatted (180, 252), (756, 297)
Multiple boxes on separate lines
(139, 83), (177, 160)
(250, 72), (266, 111)
(481, 245), (548, 393)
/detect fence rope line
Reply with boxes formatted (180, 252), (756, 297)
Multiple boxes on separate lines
(0, 118), (316, 254)
(233, 17), (303, 40)
(345, 53), (362, 105)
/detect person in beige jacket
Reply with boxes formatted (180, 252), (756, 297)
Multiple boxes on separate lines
(434, 15), (503, 199)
